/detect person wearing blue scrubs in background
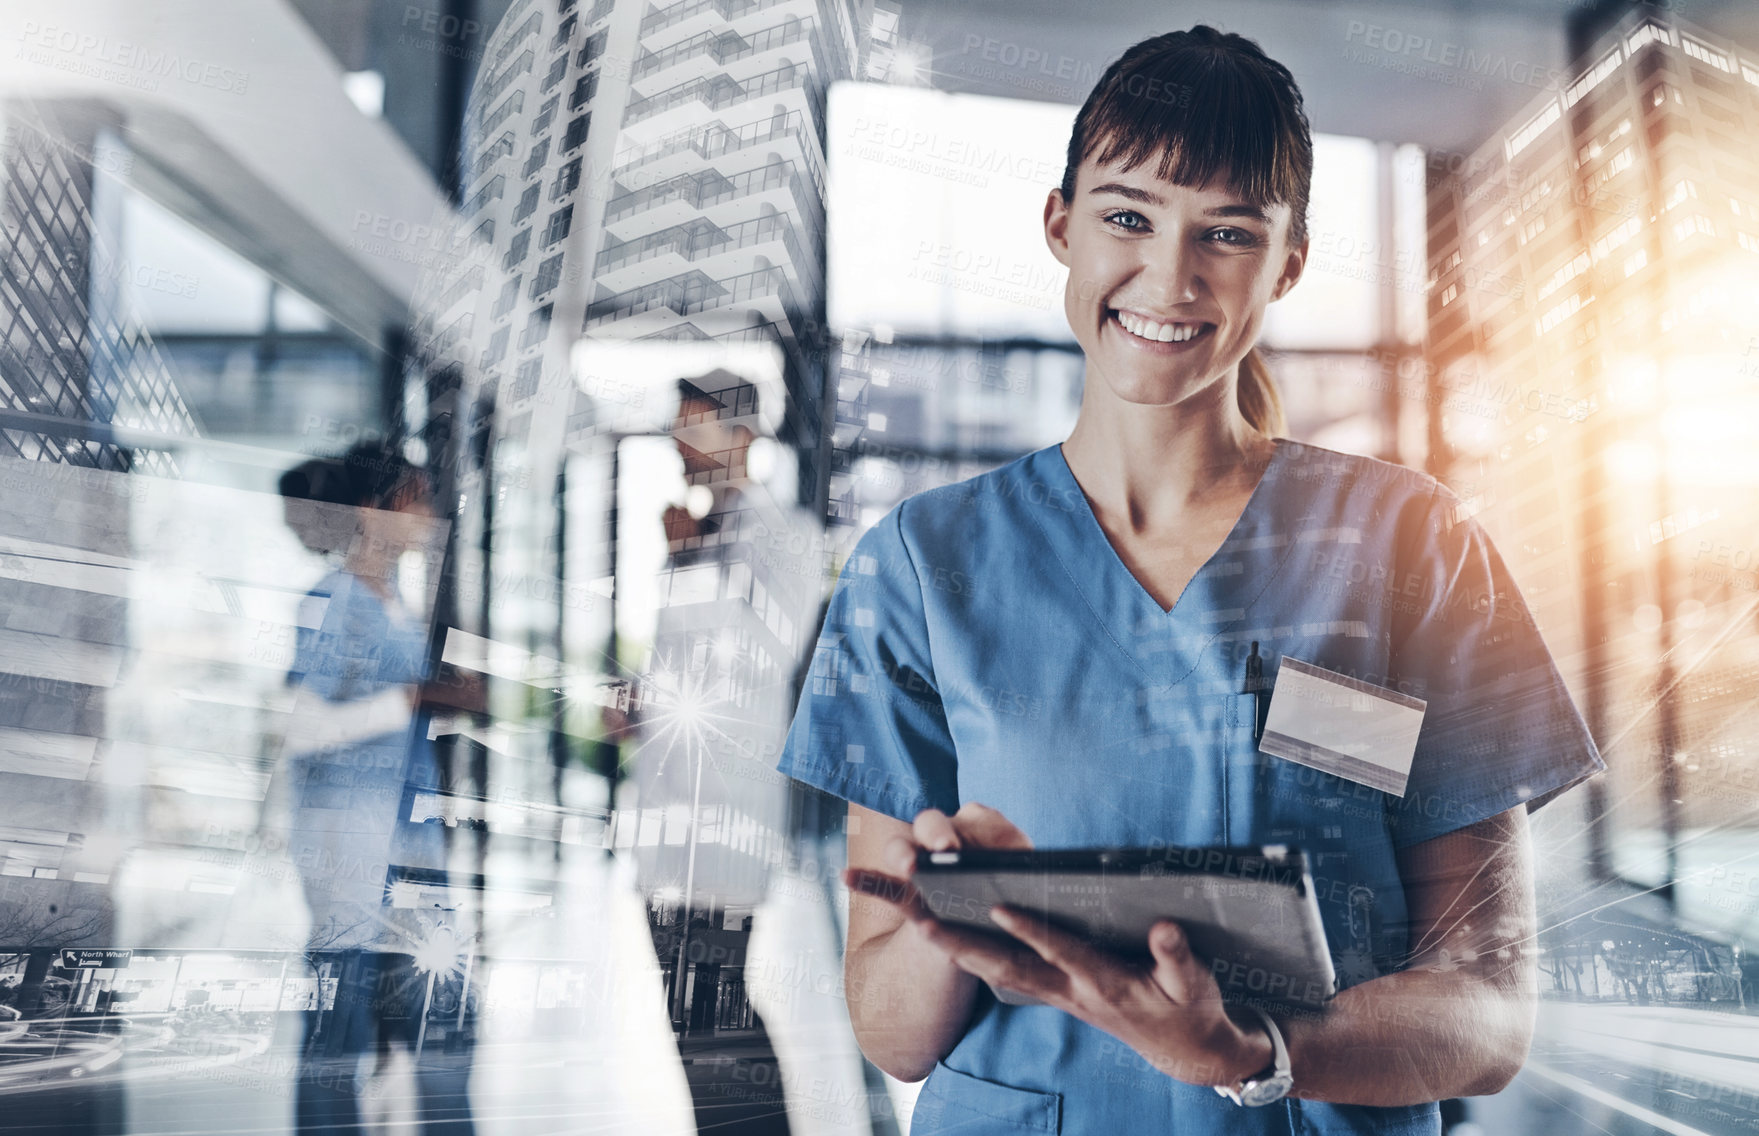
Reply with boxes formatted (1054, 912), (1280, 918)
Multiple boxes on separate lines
(277, 444), (477, 1133)
(777, 25), (1604, 1136)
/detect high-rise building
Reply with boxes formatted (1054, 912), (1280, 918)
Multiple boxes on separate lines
(0, 99), (202, 1010)
(1423, 6), (1759, 934)
(0, 102), (198, 468)
(403, 0), (905, 1046)
(412, 0), (906, 479)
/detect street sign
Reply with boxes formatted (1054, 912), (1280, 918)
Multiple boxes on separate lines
(58, 948), (132, 970)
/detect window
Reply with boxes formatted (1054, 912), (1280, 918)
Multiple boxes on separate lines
(1595, 216), (1641, 261)
(513, 183), (540, 223)
(1537, 291), (1587, 335)
(504, 228), (531, 270)
(1537, 249), (1591, 300)
(553, 14), (577, 49)
(492, 276), (521, 318)
(552, 157), (581, 200)
(513, 357), (543, 400)
(1671, 213), (1714, 242)
(562, 113), (591, 152)
(569, 72), (599, 111)
(577, 29), (607, 67)
(1506, 100), (1560, 161)
(480, 325), (510, 368)
(541, 54), (568, 92)
(523, 137), (550, 179)
(531, 254), (564, 297)
(1584, 148), (1634, 194)
(1566, 46), (1622, 108)
(1518, 181), (1551, 214)
(531, 94), (559, 136)
(462, 173), (504, 217)
(519, 304), (552, 348)
(543, 205), (573, 246)
(482, 89), (525, 134)
(1681, 34), (1734, 73)
(1662, 179), (1698, 211)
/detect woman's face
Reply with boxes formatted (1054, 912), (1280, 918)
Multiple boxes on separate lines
(1044, 149), (1307, 414)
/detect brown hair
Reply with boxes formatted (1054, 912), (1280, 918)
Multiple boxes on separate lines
(1058, 25), (1313, 437)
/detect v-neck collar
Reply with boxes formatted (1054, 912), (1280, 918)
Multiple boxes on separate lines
(1013, 438), (1297, 683)
(1046, 437), (1287, 615)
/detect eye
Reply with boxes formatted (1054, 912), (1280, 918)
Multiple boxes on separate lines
(1209, 227), (1260, 247)
(1101, 209), (1149, 232)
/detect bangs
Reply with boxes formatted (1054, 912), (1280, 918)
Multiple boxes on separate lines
(1073, 48), (1306, 215)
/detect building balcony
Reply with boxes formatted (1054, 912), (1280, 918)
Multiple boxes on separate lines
(612, 110), (820, 201)
(595, 213), (816, 293)
(602, 158), (820, 242)
(630, 17), (820, 98)
(638, 0), (807, 47)
(583, 264), (799, 338)
(620, 61), (824, 147)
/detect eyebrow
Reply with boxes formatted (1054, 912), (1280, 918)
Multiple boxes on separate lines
(1087, 182), (1271, 224)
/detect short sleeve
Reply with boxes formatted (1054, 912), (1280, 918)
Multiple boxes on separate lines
(291, 572), (431, 703)
(776, 502), (960, 823)
(1386, 484), (1605, 848)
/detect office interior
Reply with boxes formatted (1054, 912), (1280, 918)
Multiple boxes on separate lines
(0, 0), (1756, 1132)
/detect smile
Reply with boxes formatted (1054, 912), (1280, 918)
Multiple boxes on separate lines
(1107, 308), (1213, 347)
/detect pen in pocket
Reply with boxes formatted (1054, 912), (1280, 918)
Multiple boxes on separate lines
(1242, 640), (1270, 744)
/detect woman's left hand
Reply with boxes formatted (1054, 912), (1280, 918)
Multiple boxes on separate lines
(925, 906), (1270, 1088)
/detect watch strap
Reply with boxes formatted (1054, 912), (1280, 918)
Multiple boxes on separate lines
(1213, 1006), (1290, 1103)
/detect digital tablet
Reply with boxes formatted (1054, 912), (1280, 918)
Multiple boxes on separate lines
(912, 844), (1336, 1010)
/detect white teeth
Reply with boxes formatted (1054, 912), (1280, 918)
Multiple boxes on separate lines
(1114, 310), (1204, 343)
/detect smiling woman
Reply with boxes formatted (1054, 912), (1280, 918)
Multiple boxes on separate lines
(1047, 23), (1313, 440)
(777, 22), (1604, 1136)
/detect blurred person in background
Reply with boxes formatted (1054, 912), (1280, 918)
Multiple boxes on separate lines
(603, 375), (867, 1135)
(275, 442), (481, 1134)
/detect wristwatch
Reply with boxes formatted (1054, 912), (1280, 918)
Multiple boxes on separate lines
(1213, 1006), (1293, 1107)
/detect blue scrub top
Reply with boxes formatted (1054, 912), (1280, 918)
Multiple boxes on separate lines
(287, 569), (445, 923)
(778, 438), (1604, 1136)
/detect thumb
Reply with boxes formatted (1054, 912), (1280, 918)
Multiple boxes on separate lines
(1148, 921), (1201, 1002)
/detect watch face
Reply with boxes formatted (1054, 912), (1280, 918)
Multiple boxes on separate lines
(1241, 1074), (1294, 1107)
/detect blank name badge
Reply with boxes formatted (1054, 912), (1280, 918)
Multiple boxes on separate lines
(1258, 656), (1427, 797)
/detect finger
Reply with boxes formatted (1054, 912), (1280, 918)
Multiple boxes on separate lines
(912, 808), (960, 852)
(1147, 920), (1211, 1004)
(989, 905), (1114, 978)
(951, 803), (1034, 849)
(921, 919), (1066, 998)
(844, 868), (933, 926)
(881, 835), (920, 879)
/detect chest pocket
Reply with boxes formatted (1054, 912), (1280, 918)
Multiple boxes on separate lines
(1222, 692), (1395, 989)
(913, 1063), (1061, 1134)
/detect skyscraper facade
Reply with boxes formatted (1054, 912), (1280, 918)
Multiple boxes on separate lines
(1424, 7), (1759, 937)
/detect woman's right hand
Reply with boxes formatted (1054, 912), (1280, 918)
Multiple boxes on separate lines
(844, 804), (1034, 928)
(843, 803), (1034, 1080)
